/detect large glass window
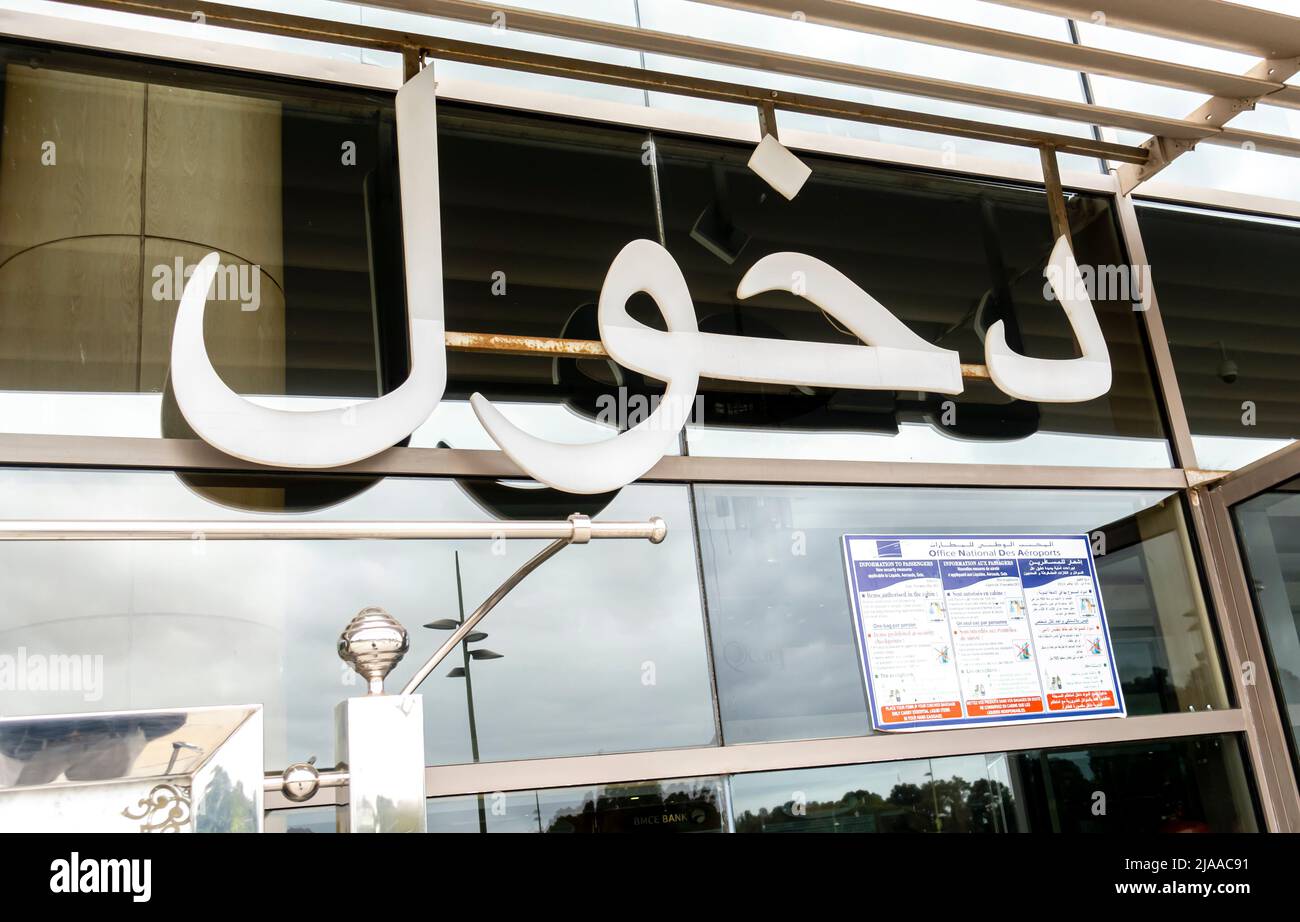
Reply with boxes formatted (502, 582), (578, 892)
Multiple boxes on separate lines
(1138, 203), (1300, 470)
(0, 468), (717, 768)
(0, 39), (1175, 471)
(695, 484), (1228, 744)
(730, 735), (1259, 833)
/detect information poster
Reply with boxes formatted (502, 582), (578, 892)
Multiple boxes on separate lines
(842, 535), (1125, 731)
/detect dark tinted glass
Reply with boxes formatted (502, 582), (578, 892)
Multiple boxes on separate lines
(0, 36), (1173, 470)
(696, 484), (1227, 744)
(1137, 204), (1300, 470)
(731, 735), (1257, 833)
(0, 40), (403, 407)
(655, 136), (1169, 467)
(425, 776), (725, 833)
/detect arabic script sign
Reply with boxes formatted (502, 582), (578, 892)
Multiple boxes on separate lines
(170, 64), (1113, 495)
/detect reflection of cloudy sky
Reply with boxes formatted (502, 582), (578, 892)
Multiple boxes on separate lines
(688, 423), (1172, 468)
(696, 485), (1174, 744)
(0, 466), (1199, 772)
(0, 469), (715, 768)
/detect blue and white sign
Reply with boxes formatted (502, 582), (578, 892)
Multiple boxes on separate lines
(842, 534), (1125, 732)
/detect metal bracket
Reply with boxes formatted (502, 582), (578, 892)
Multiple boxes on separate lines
(1117, 136), (1198, 194)
(1038, 145), (1072, 248)
(758, 98), (779, 140)
(402, 46), (424, 81)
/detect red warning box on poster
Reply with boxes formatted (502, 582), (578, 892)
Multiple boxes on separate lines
(965, 696), (1045, 718)
(1046, 690), (1116, 711)
(880, 701), (963, 725)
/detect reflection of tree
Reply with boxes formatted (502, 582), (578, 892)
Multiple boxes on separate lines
(375, 795), (425, 833)
(543, 781), (721, 833)
(194, 766), (256, 833)
(735, 776), (1017, 833)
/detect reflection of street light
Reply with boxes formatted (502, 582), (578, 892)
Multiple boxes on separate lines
(165, 741), (202, 775)
(924, 767), (941, 833)
(424, 550), (503, 833)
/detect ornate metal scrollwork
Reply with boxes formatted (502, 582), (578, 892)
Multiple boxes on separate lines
(123, 783), (193, 833)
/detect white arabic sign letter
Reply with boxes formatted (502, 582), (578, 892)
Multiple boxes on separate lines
(473, 239), (701, 494)
(730, 252), (962, 394)
(169, 64), (446, 468)
(984, 235), (1111, 403)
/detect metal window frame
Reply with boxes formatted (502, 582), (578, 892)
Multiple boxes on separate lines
(1198, 477), (1300, 833)
(264, 710), (1244, 809)
(0, 8), (1296, 830)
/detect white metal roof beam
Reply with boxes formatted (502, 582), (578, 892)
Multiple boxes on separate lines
(983, 0), (1300, 59)
(687, 0), (1282, 101)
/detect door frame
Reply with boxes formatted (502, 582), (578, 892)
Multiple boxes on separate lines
(1201, 442), (1300, 831)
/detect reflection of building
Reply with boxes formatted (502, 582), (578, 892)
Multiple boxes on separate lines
(0, 0), (1298, 834)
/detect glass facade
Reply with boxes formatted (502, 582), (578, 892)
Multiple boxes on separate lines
(0, 40), (1173, 468)
(0, 9), (1298, 836)
(0, 468), (717, 769)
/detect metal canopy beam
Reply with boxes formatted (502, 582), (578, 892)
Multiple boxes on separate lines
(355, 0), (1213, 139)
(987, 2), (1300, 192)
(985, 0), (1300, 59)
(47, 0), (1148, 163)
(1116, 55), (1300, 192)
(689, 0), (1285, 101)
(47, 0), (1300, 177)
(1263, 83), (1300, 111)
(684, 1), (1300, 191)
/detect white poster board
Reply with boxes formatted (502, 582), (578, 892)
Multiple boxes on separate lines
(842, 534), (1125, 732)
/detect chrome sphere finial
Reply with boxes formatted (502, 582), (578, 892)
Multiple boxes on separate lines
(338, 606), (409, 695)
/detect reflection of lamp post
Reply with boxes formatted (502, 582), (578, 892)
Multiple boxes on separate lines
(924, 767), (941, 833)
(425, 551), (504, 834)
(165, 741), (202, 775)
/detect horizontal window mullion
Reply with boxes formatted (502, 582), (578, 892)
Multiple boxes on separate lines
(412, 710), (1244, 800)
(0, 434), (1189, 490)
